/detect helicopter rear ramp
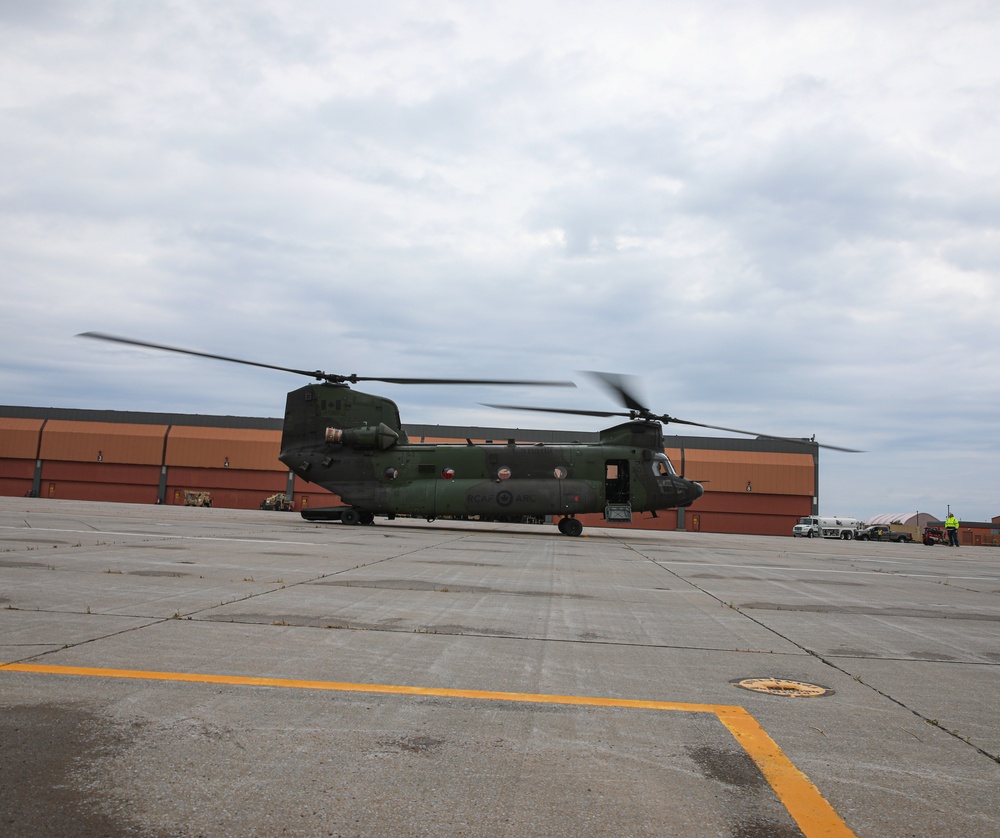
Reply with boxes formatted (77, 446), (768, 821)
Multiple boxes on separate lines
(300, 506), (349, 522)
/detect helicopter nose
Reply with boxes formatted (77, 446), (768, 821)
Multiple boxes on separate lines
(678, 479), (704, 507)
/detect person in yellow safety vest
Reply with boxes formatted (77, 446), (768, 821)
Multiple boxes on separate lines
(945, 513), (960, 547)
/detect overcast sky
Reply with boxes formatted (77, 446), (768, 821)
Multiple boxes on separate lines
(2, 1), (998, 522)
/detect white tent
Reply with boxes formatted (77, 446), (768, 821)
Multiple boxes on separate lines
(864, 512), (941, 527)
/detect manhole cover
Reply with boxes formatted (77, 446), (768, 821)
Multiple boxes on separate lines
(731, 677), (833, 698)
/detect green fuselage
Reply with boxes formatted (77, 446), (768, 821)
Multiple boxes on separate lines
(279, 383), (703, 520)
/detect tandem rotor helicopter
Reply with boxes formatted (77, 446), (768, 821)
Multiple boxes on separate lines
(79, 333), (857, 537)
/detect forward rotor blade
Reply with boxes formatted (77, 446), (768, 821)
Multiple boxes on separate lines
(583, 370), (861, 451)
(78, 332), (575, 388)
(581, 371), (649, 413)
(484, 397), (861, 452)
(666, 416), (863, 452)
(482, 403), (629, 418)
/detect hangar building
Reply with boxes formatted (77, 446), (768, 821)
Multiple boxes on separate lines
(0, 406), (820, 536)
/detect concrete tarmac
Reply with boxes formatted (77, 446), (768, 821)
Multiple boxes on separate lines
(1, 497), (998, 837)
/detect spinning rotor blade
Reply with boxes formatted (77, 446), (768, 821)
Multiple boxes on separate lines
(79, 332), (335, 381)
(662, 416), (863, 453)
(582, 369), (861, 451)
(581, 371), (650, 414)
(362, 376), (575, 387)
(487, 368), (862, 453)
(78, 332), (575, 388)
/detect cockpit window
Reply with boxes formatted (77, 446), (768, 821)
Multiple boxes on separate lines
(652, 453), (676, 477)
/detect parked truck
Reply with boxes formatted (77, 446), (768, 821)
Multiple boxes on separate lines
(260, 492), (293, 511)
(183, 491), (212, 507)
(792, 516), (864, 540)
(856, 524), (914, 543)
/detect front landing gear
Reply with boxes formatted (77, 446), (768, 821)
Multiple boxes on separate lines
(558, 517), (583, 537)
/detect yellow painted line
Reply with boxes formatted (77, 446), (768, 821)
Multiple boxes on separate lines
(715, 706), (855, 837)
(2, 662), (855, 837)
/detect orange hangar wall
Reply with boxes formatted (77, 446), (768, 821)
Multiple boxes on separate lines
(38, 420), (166, 504)
(0, 417), (44, 497)
(0, 407), (308, 510)
(676, 447), (815, 536)
(1, 409), (818, 532)
(164, 426), (292, 509)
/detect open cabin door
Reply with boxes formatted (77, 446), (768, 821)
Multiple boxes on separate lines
(604, 459), (632, 522)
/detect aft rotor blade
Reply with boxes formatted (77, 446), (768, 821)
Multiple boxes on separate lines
(367, 377), (576, 387)
(78, 332), (333, 380)
(666, 416), (863, 453)
(78, 332), (576, 388)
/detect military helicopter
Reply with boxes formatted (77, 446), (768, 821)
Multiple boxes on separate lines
(79, 333), (856, 536)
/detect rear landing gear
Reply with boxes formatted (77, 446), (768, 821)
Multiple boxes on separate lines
(340, 508), (375, 526)
(558, 517), (583, 537)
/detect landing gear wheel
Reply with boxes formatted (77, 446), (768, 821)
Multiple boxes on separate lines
(358, 511), (375, 525)
(558, 517), (583, 537)
(341, 508), (360, 526)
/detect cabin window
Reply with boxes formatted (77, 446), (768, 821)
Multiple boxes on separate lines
(652, 454), (676, 477)
(497, 467), (512, 481)
(553, 466), (568, 479)
(441, 467), (455, 480)
(384, 467), (399, 480)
